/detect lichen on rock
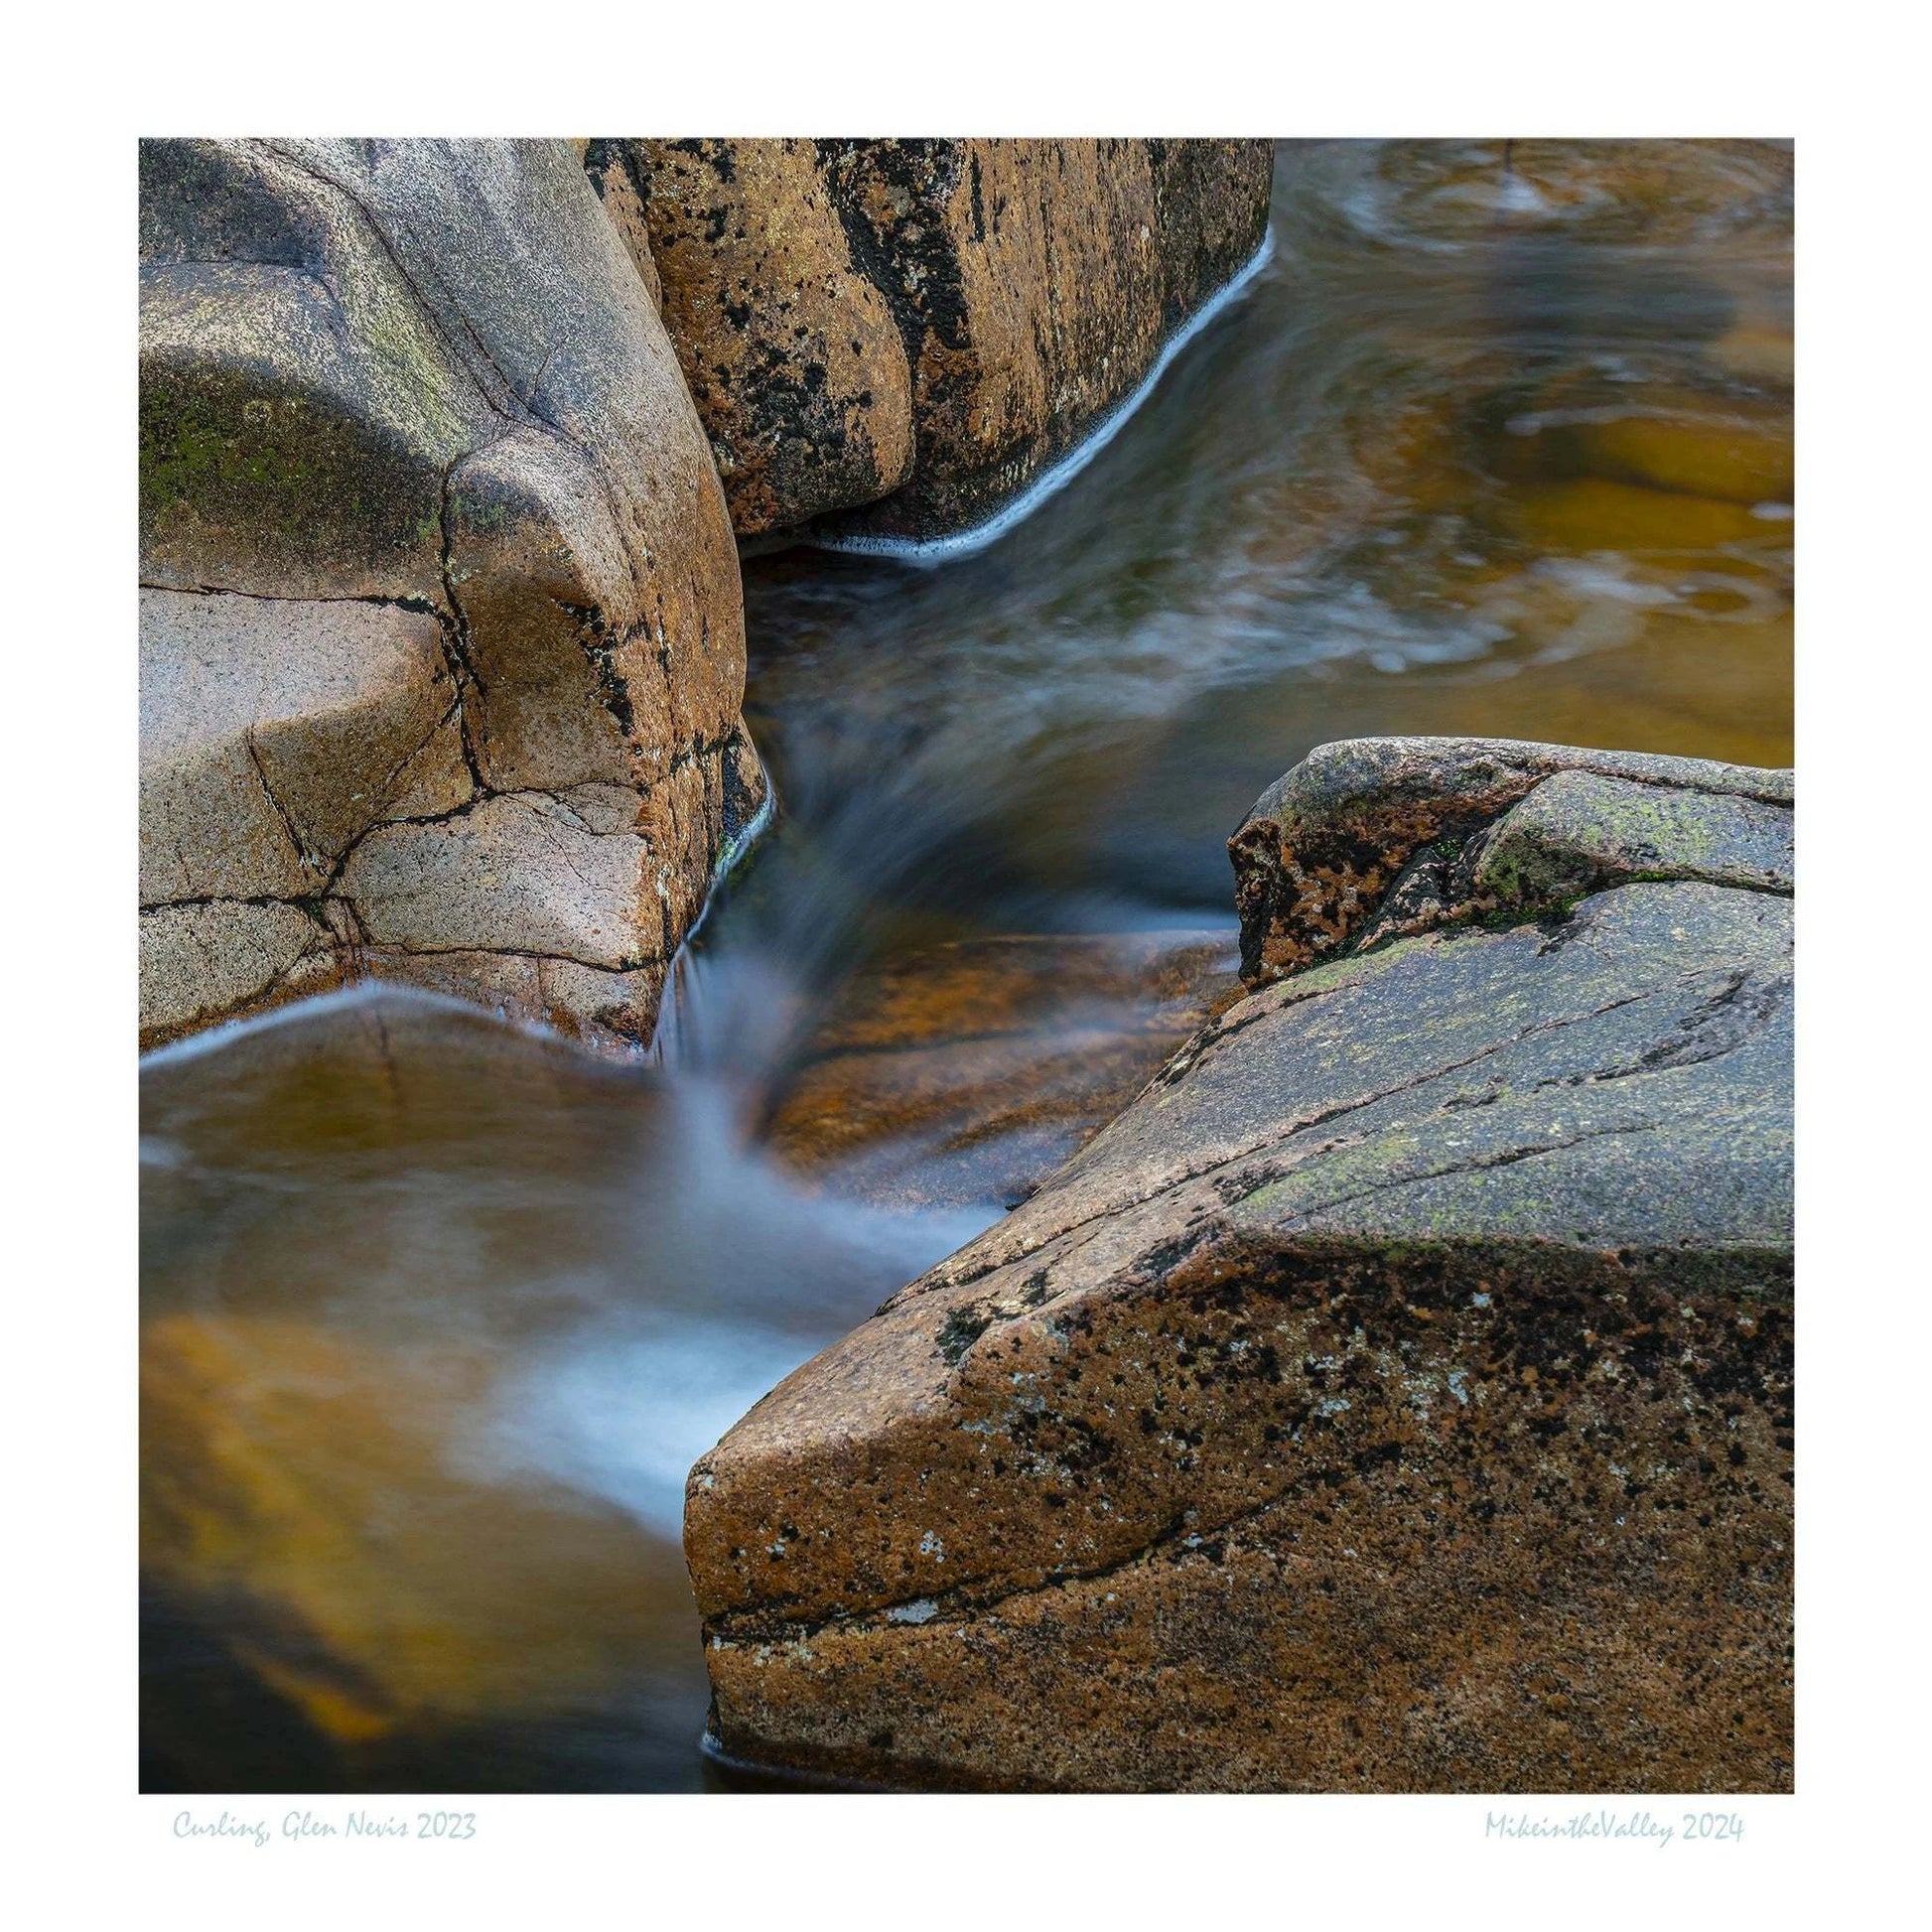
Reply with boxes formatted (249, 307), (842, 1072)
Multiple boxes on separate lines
(1227, 734), (1792, 985)
(138, 138), (766, 1054)
(586, 138), (1276, 543)
(685, 738), (1794, 1792)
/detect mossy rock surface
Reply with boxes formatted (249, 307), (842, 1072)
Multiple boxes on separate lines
(1229, 733), (1791, 983)
(138, 139), (759, 1054)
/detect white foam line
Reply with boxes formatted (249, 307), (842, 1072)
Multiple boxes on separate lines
(137, 980), (501, 1072)
(708, 779), (779, 898)
(645, 777), (780, 1062)
(680, 777), (778, 953)
(811, 227), (1276, 569)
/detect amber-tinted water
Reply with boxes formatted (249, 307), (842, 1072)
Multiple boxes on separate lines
(141, 139), (1792, 1790)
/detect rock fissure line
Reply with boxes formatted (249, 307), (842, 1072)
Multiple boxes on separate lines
(138, 582), (442, 615)
(140, 892), (334, 917)
(239, 728), (321, 879)
(353, 940), (655, 974)
(707, 1450), (1431, 1648)
(1253, 1118), (1661, 1228)
(910, 974), (1695, 1303)
(429, 441), (501, 798)
(261, 142), (530, 438)
(143, 759), (731, 921)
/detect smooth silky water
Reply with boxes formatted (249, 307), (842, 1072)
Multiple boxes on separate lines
(141, 140), (1792, 1790)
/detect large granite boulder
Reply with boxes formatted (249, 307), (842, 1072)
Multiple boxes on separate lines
(586, 139), (1276, 542)
(139, 138), (764, 1052)
(685, 739), (1793, 1791)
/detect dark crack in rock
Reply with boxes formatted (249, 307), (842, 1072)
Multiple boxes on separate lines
(139, 139), (765, 1053)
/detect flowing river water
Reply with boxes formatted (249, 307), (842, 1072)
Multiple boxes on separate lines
(140, 139), (1793, 1791)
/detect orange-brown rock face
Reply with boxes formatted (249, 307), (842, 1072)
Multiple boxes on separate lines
(139, 139), (764, 1054)
(590, 138), (917, 539)
(686, 740), (1794, 1792)
(764, 930), (1241, 1211)
(589, 139), (1275, 542)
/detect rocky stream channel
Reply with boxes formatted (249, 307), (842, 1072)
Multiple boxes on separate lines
(140, 139), (1792, 1791)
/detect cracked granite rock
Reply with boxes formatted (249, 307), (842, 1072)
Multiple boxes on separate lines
(587, 139), (1275, 541)
(685, 739), (1793, 1792)
(139, 138), (765, 1052)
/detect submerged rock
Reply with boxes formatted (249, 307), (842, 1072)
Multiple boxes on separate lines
(139, 138), (763, 1052)
(141, 1311), (693, 1757)
(764, 930), (1241, 1211)
(587, 139), (1275, 542)
(685, 738), (1793, 1791)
